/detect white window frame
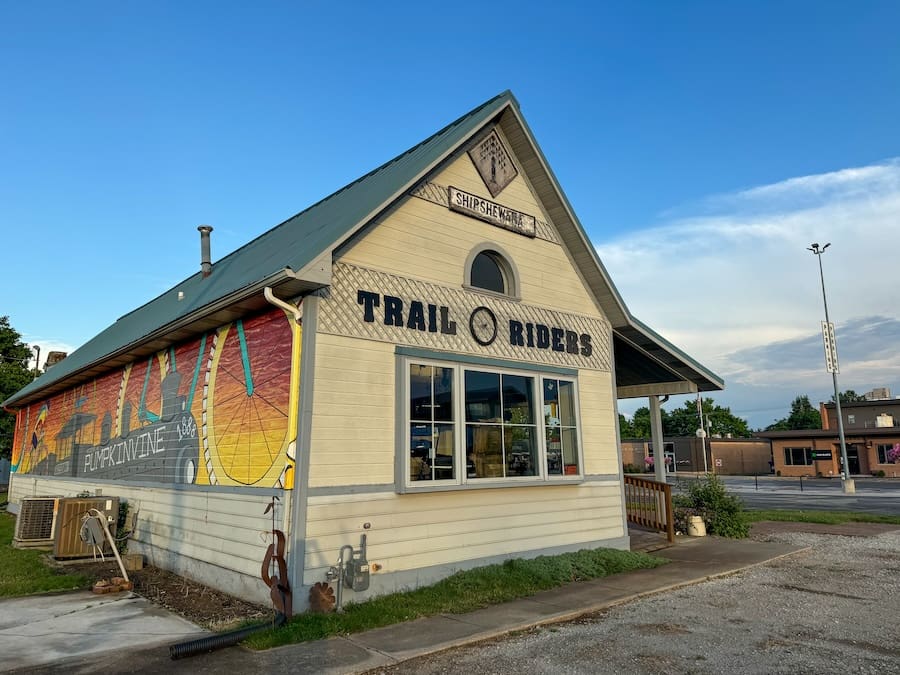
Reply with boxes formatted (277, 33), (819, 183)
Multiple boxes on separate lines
(397, 355), (584, 492)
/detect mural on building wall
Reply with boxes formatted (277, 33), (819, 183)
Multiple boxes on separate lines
(11, 308), (299, 489)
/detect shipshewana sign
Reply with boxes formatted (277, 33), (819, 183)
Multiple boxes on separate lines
(448, 186), (536, 237)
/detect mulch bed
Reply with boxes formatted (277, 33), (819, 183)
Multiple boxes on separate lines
(55, 557), (273, 630)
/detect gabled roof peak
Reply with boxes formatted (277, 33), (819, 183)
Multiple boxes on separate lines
(5, 88), (722, 409)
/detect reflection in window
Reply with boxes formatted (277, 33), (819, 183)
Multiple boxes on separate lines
(465, 371), (537, 478)
(405, 361), (581, 488)
(544, 379), (579, 475)
(410, 364), (455, 481)
(783, 447), (813, 466)
(471, 251), (506, 294)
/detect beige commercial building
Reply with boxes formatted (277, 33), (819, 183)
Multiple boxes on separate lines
(4, 92), (721, 607)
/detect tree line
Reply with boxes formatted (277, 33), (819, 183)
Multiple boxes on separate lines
(0, 316), (36, 459)
(619, 398), (751, 439)
(764, 390), (866, 431)
(619, 390), (870, 439)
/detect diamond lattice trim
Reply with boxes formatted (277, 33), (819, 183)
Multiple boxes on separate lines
(319, 263), (611, 372)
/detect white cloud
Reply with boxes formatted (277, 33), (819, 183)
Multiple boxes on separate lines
(601, 160), (900, 427)
(715, 160), (900, 207)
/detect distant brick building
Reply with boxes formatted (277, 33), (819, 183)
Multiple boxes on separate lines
(621, 437), (772, 475)
(757, 399), (900, 477)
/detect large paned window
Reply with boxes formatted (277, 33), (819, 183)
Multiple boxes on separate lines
(405, 359), (581, 488)
(783, 447), (813, 466)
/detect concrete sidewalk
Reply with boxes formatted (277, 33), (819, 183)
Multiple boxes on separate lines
(0, 590), (206, 673)
(23, 535), (806, 675)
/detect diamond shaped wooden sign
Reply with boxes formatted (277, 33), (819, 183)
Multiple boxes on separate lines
(468, 130), (517, 197)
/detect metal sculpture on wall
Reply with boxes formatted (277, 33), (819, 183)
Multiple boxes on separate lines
(11, 308), (298, 488)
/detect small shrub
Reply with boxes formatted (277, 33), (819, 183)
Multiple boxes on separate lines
(673, 474), (749, 538)
(776, 470), (781, 477)
(876, 470), (886, 478)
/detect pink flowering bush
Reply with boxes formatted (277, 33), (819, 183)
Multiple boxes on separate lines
(887, 443), (900, 464)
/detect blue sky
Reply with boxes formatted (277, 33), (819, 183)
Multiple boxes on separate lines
(3, 2), (900, 428)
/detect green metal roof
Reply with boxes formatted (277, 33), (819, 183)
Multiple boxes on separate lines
(4, 89), (722, 409)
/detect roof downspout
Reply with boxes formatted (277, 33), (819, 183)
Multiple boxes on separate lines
(264, 286), (308, 603)
(264, 287), (303, 323)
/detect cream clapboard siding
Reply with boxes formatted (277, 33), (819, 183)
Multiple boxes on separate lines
(579, 369), (619, 476)
(303, 129), (626, 590)
(308, 333), (396, 486)
(7, 474), (277, 603)
(343, 152), (601, 317)
(302, 481), (624, 586)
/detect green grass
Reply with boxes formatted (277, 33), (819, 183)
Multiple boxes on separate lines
(0, 506), (91, 597)
(245, 548), (667, 650)
(746, 509), (900, 526)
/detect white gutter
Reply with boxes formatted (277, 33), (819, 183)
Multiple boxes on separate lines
(264, 287), (303, 323)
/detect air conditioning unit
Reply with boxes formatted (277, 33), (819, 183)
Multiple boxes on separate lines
(54, 497), (120, 559)
(13, 496), (61, 549)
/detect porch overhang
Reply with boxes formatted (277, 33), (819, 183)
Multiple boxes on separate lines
(613, 319), (723, 400)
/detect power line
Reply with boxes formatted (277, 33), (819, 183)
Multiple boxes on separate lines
(0, 354), (34, 364)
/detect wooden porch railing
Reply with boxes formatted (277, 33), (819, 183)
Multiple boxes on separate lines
(624, 475), (675, 543)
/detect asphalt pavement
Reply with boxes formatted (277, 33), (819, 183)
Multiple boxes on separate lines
(672, 474), (900, 515)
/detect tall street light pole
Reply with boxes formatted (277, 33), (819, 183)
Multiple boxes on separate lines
(808, 243), (855, 495)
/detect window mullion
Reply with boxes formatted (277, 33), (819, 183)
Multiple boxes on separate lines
(537, 377), (546, 480)
(428, 366), (438, 480)
(457, 367), (466, 485)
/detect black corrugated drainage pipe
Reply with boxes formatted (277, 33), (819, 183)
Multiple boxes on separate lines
(169, 612), (287, 660)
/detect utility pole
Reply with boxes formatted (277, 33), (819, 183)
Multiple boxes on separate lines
(808, 243), (854, 495)
(695, 393), (708, 474)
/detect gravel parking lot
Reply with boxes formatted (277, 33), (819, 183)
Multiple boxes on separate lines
(376, 527), (900, 675)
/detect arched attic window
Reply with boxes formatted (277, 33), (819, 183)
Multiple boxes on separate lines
(465, 245), (520, 299)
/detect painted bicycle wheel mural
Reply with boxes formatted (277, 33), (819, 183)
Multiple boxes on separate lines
(204, 310), (295, 487)
(10, 307), (298, 489)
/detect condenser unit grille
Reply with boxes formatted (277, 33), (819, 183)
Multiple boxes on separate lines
(14, 497), (60, 548)
(54, 497), (119, 559)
